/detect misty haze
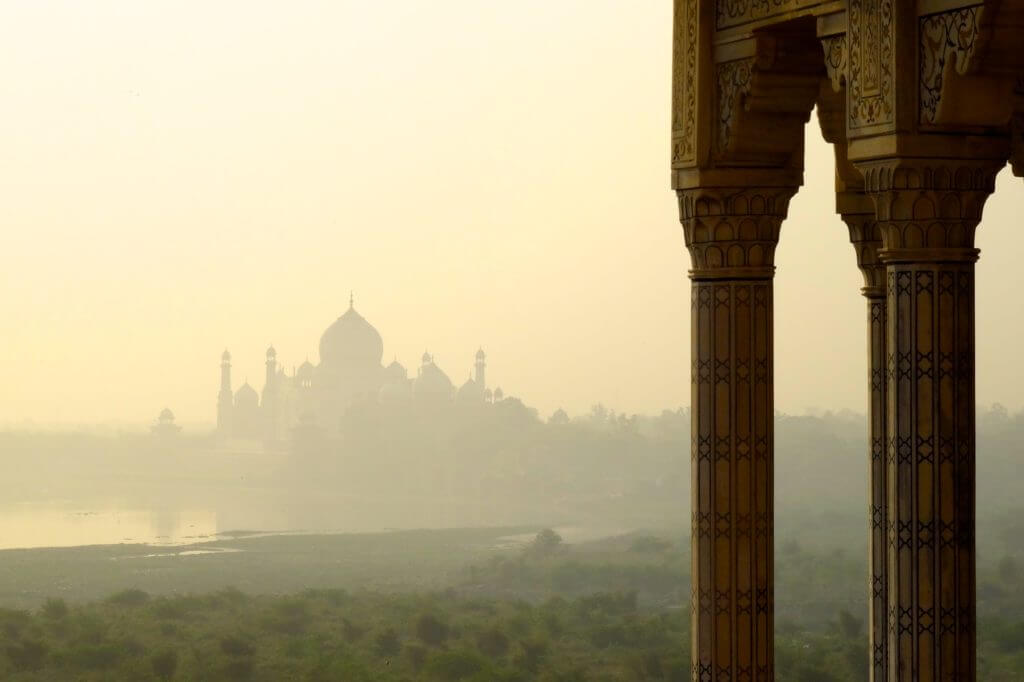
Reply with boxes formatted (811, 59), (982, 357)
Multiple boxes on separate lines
(3, 2), (1024, 681)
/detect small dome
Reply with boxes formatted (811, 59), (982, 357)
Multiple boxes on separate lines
(297, 360), (315, 378)
(385, 359), (408, 382)
(457, 378), (482, 403)
(494, 387), (504, 401)
(319, 305), (384, 369)
(414, 358), (453, 400)
(266, 346), (277, 358)
(221, 349), (231, 362)
(421, 351), (432, 365)
(235, 382), (259, 408)
(158, 407), (175, 422)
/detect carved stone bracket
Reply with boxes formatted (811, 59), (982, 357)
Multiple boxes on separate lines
(821, 34), (847, 93)
(920, 5), (984, 125)
(717, 58), (755, 156)
(714, 32), (824, 166)
(919, 1), (1024, 129)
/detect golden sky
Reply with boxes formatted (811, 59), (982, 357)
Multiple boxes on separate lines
(2, 1), (1022, 425)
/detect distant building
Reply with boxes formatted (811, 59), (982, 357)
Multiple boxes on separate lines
(216, 296), (493, 441)
(151, 407), (182, 438)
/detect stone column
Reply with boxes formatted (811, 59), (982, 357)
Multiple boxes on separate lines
(679, 184), (795, 682)
(839, 194), (888, 682)
(860, 159), (999, 682)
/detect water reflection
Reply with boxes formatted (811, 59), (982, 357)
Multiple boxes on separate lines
(0, 504), (218, 550)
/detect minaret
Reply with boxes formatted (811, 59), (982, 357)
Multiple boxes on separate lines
(217, 349), (233, 433)
(262, 346), (277, 441)
(264, 346), (277, 396)
(474, 348), (486, 391)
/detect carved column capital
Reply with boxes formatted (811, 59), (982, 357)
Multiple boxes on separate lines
(676, 184), (798, 281)
(838, 195), (886, 298)
(857, 158), (1002, 263)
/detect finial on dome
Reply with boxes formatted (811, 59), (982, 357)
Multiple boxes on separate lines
(349, 291), (354, 309)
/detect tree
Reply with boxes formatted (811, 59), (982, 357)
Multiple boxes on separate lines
(151, 650), (178, 681)
(530, 528), (563, 556)
(416, 613), (449, 647)
(375, 627), (401, 658)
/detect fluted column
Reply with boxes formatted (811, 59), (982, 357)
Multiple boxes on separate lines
(679, 184), (795, 682)
(860, 158), (1000, 682)
(839, 193), (888, 682)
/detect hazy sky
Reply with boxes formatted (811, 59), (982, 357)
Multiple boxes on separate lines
(3, 1), (1023, 425)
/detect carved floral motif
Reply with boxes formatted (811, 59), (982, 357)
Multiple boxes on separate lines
(920, 6), (982, 124)
(716, 0), (798, 29)
(716, 58), (753, 156)
(822, 34), (847, 93)
(848, 0), (894, 129)
(671, 0), (698, 168)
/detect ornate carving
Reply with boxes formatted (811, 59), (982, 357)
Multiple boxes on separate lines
(859, 159), (999, 258)
(884, 262), (977, 681)
(920, 6), (983, 125)
(822, 34), (847, 93)
(678, 186), (795, 280)
(672, 0), (699, 168)
(716, 0), (799, 29)
(848, 0), (895, 129)
(840, 208), (887, 682)
(859, 157), (1000, 682)
(843, 211), (885, 295)
(679, 184), (796, 680)
(716, 59), (754, 156)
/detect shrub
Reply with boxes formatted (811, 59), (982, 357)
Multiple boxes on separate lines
(374, 627), (401, 658)
(223, 657), (255, 681)
(41, 597), (69, 620)
(0, 608), (31, 639)
(514, 637), (548, 673)
(220, 635), (254, 657)
(265, 599), (310, 635)
(5, 639), (47, 672)
(529, 529), (563, 556)
(107, 588), (151, 606)
(151, 649), (178, 680)
(405, 642), (428, 671)
(153, 600), (188, 620)
(476, 626), (510, 658)
(342, 617), (367, 643)
(57, 642), (123, 670)
(416, 612), (450, 647)
(425, 649), (488, 680)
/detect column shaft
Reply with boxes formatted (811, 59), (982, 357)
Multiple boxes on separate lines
(680, 186), (794, 682)
(691, 278), (773, 681)
(860, 158), (998, 682)
(866, 291), (888, 682)
(843, 208), (889, 682)
(885, 259), (976, 681)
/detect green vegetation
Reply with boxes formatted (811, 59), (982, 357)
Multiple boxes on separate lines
(2, 525), (1024, 680)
